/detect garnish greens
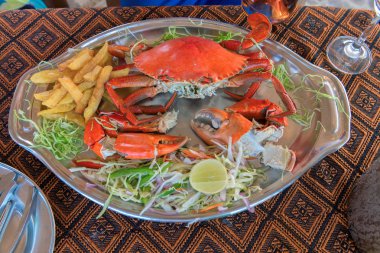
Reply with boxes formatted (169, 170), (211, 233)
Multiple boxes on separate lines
(15, 110), (86, 160)
(273, 64), (348, 130)
(76, 143), (265, 217)
(157, 26), (241, 43)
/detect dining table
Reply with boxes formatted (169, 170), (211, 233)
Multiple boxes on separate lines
(0, 4), (379, 252)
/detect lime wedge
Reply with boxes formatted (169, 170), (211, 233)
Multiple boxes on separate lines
(190, 159), (227, 194)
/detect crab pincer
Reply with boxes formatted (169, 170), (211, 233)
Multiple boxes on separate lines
(191, 108), (253, 146)
(114, 133), (188, 159)
(220, 13), (272, 51)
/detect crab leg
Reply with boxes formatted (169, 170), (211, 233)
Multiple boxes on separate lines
(113, 63), (138, 72)
(108, 44), (150, 59)
(220, 13), (272, 51)
(245, 59), (273, 72)
(106, 75), (157, 125)
(269, 75), (297, 118)
(129, 92), (177, 114)
(99, 112), (162, 133)
(224, 81), (261, 100)
(108, 45), (131, 58)
(229, 71), (272, 87)
(114, 133), (188, 159)
(227, 73), (296, 120)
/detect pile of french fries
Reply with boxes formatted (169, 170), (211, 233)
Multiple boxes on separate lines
(31, 42), (129, 127)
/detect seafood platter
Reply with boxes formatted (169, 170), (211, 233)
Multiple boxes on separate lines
(9, 14), (350, 222)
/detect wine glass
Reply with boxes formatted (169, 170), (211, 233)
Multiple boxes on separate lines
(326, 15), (380, 75)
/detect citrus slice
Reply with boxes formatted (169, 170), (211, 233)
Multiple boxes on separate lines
(190, 159), (227, 194)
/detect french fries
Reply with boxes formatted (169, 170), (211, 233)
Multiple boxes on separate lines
(110, 67), (130, 79)
(73, 42), (110, 83)
(30, 69), (62, 84)
(57, 81), (96, 106)
(30, 43), (114, 127)
(68, 48), (94, 71)
(34, 90), (54, 101)
(43, 87), (67, 108)
(83, 65), (102, 82)
(38, 103), (76, 116)
(40, 111), (85, 127)
(84, 65), (113, 122)
(59, 77), (84, 105)
(75, 88), (93, 114)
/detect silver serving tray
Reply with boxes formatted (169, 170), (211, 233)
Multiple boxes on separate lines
(9, 18), (350, 222)
(0, 163), (55, 252)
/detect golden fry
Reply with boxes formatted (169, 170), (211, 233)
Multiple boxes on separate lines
(68, 49), (94, 71)
(43, 87), (67, 108)
(30, 69), (62, 84)
(84, 65), (113, 122)
(83, 65), (102, 82)
(57, 81), (95, 106)
(110, 67), (129, 79)
(73, 42), (109, 83)
(40, 111), (85, 127)
(99, 50), (112, 67)
(58, 57), (75, 71)
(34, 90), (54, 101)
(75, 88), (93, 114)
(59, 77), (84, 105)
(62, 68), (77, 79)
(58, 48), (94, 71)
(78, 81), (96, 91)
(37, 103), (76, 116)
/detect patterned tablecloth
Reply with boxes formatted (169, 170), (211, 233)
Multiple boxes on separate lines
(0, 5), (379, 252)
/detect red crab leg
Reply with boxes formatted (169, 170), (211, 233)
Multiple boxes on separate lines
(113, 63), (138, 72)
(100, 112), (162, 132)
(123, 86), (161, 107)
(128, 92), (177, 114)
(228, 73), (296, 118)
(114, 133), (188, 159)
(220, 14), (271, 51)
(229, 71), (272, 87)
(106, 76), (157, 125)
(108, 45), (131, 58)
(108, 44), (150, 59)
(243, 51), (267, 60)
(107, 74), (155, 89)
(268, 75), (297, 118)
(224, 81), (261, 100)
(245, 59), (273, 72)
(219, 40), (242, 52)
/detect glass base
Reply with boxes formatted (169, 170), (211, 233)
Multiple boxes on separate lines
(326, 36), (372, 75)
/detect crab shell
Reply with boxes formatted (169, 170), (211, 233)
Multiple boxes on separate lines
(134, 36), (248, 84)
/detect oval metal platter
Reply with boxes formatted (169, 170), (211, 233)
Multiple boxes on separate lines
(9, 18), (350, 222)
(0, 162), (55, 252)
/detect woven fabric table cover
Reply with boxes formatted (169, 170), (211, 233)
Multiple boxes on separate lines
(0, 5), (379, 252)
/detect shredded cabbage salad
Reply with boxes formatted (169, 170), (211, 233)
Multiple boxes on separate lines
(74, 143), (265, 216)
(15, 109), (86, 160)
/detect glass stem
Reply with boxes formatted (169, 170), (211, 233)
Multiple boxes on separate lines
(353, 16), (380, 49)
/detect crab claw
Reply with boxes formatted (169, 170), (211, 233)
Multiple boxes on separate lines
(84, 118), (117, 159)
(242, 13), (272, 49)
(226, 98), (288, 127)
(114, 133), (188, 159)
(220, 13), (271, 51)
(191, 108), (253, 146)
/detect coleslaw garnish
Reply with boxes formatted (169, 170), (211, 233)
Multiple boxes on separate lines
(75, 142), (265, 217)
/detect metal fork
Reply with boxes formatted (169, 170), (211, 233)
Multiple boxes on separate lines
(0, 172), (38, 252)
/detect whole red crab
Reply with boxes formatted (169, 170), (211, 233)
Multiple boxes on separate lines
(84, 13), (297, 160)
